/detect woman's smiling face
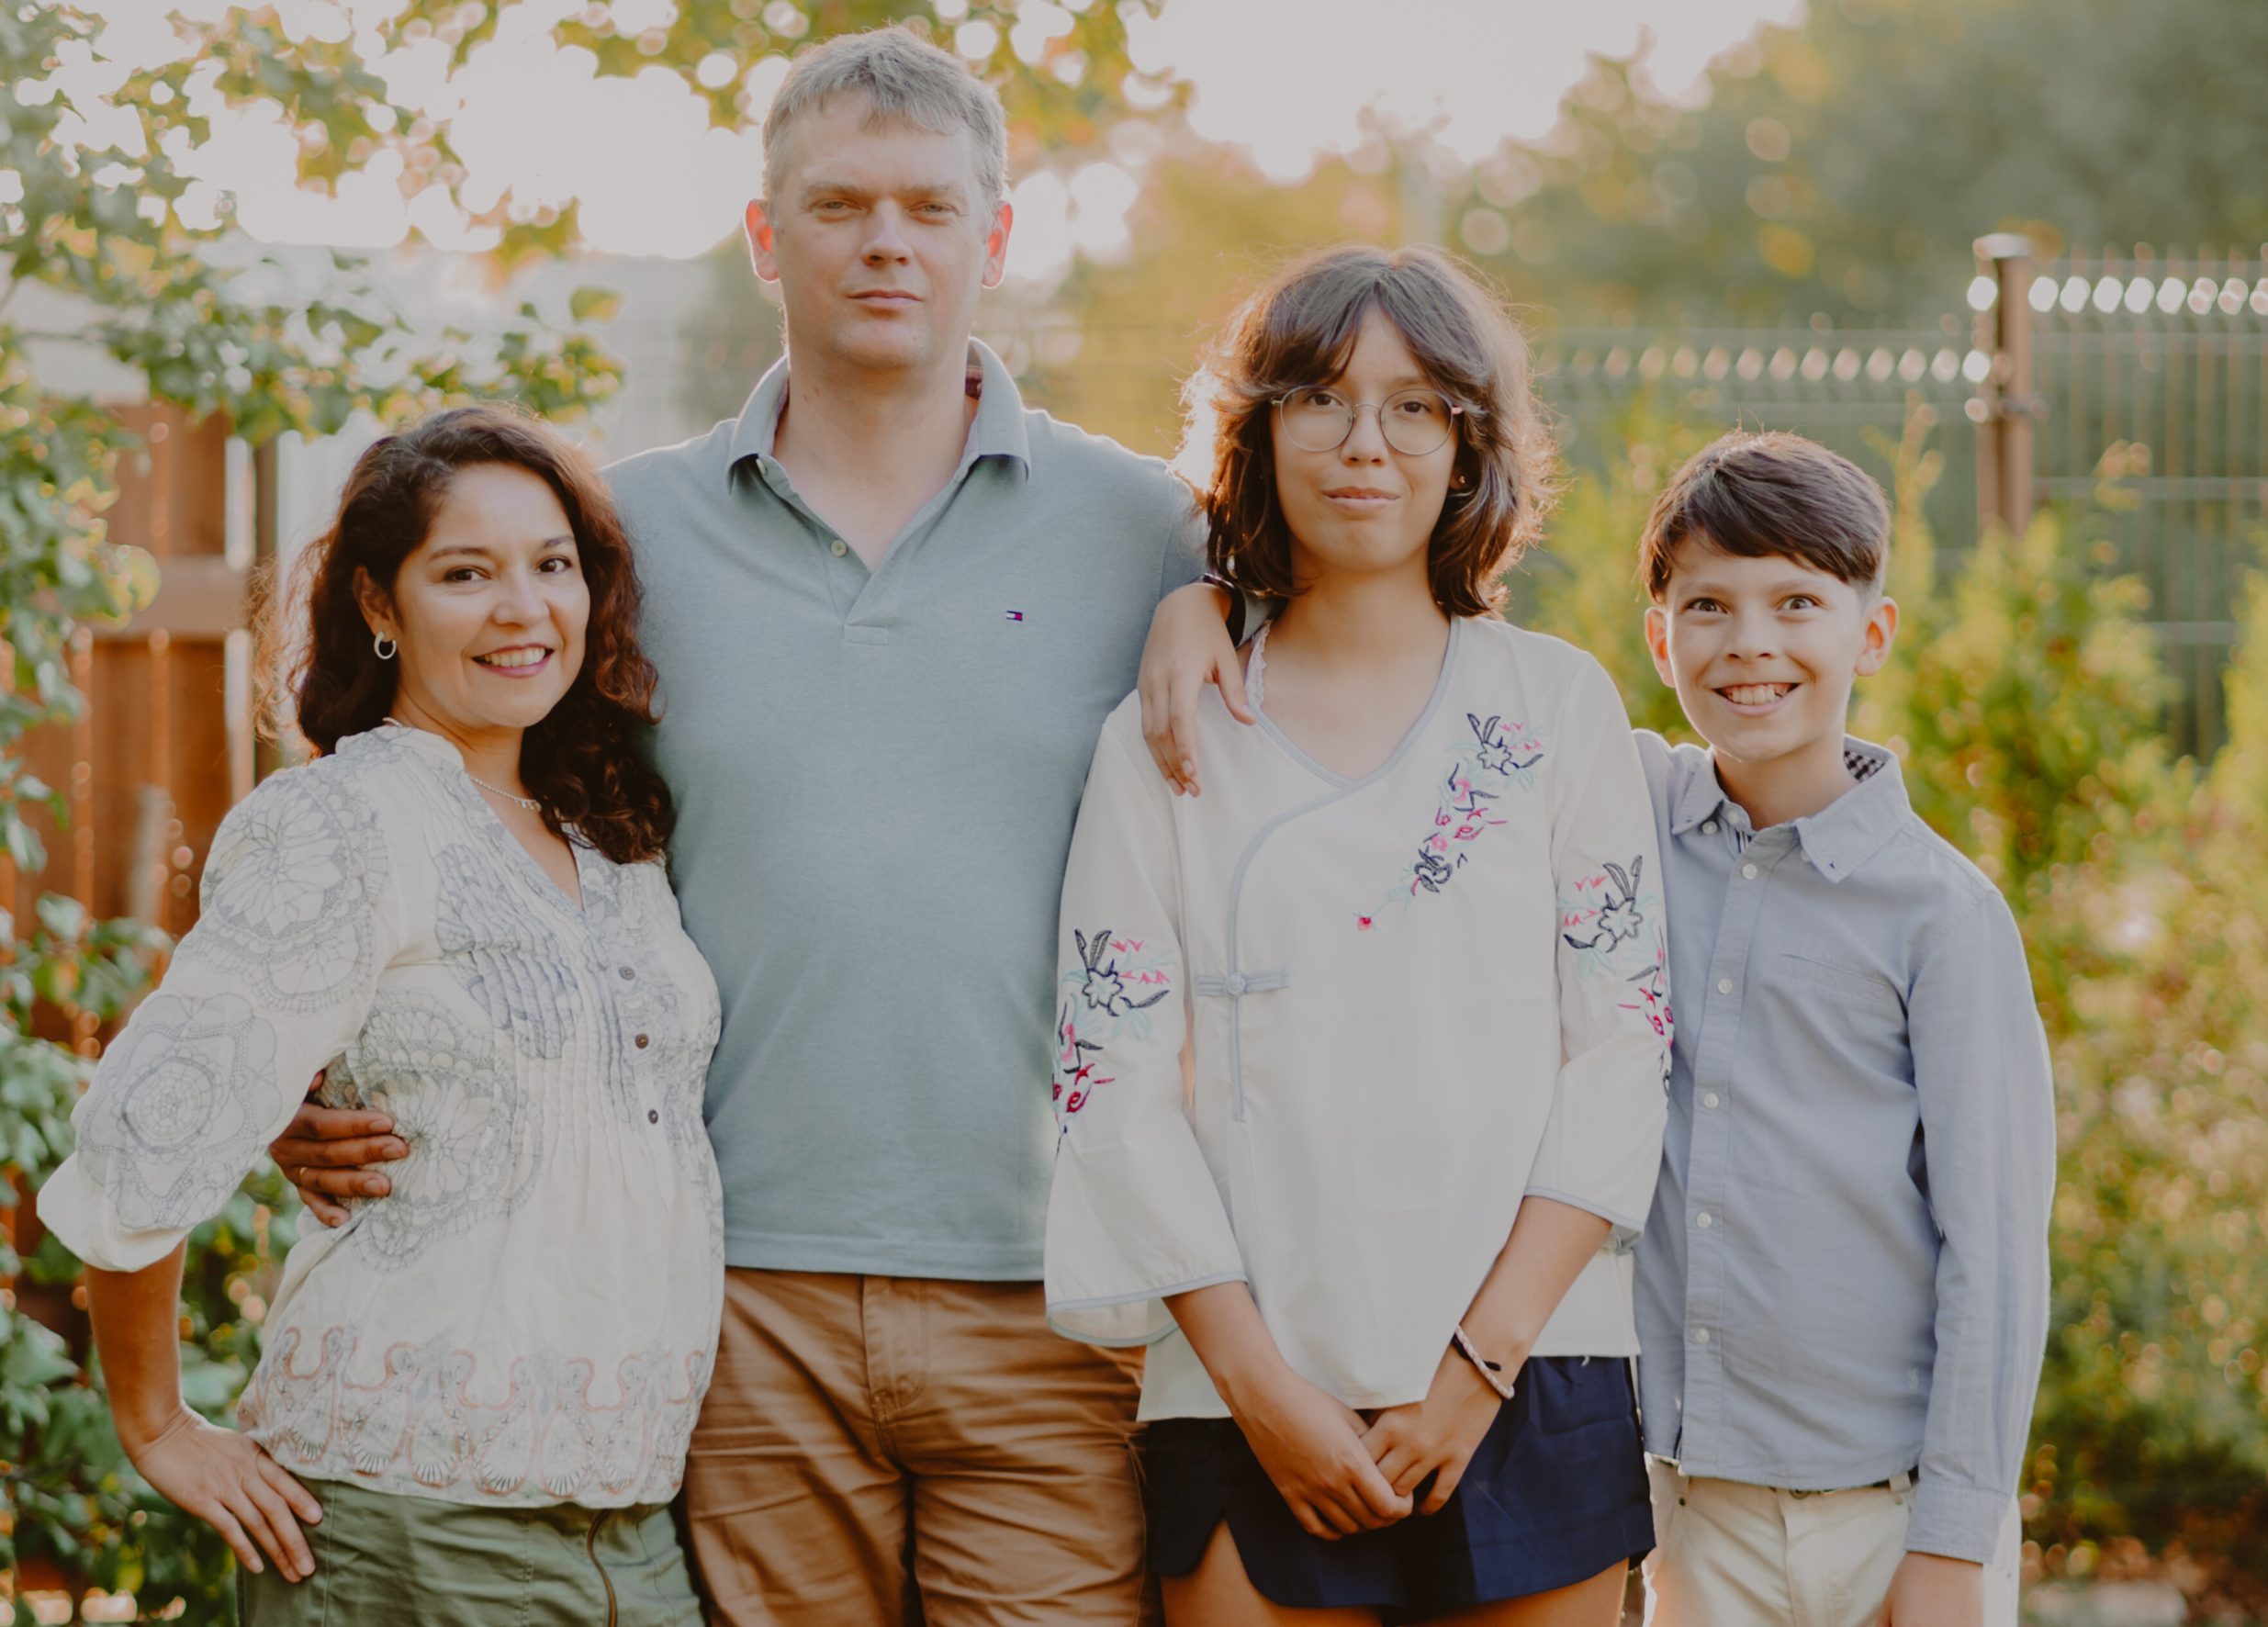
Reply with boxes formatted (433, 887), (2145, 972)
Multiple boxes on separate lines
(1269, 308), (1459, 592)
(358, 462), (589, 740)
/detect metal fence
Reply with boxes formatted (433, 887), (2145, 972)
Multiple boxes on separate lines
(2023, 248), (2268, 754)
(1521, 245), (2268, 757)
(1534, 317), (1982, 557)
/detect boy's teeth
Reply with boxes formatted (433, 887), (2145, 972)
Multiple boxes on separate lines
(1723, 683), (1790, 705)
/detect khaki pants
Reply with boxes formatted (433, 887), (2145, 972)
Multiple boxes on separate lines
(1643, 1461), (2020, 1627)
(682, 1269), (1155, 1626)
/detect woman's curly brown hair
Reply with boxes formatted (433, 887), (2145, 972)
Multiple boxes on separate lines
(266, 406), (673, 865)
(1183, 242), (1557, 618)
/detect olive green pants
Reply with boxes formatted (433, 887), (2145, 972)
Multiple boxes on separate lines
(237, 1477), (701, 1627)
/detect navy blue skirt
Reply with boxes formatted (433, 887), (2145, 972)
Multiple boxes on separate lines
(1144, 1355), (1653, 1620)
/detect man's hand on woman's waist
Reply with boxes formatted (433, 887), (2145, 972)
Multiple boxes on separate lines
(269, 1072), (408, 1226)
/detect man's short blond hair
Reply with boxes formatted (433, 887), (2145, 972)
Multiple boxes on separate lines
(762, 26), (1010, 209)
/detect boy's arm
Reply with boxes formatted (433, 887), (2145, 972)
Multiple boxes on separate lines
(1903, 887), (2056, 1563)
(1137, 582), (1255, 796)
(1139, 494), (1273, 797)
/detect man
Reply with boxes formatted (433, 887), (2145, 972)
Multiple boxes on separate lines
(275, 25), (1248, 1624)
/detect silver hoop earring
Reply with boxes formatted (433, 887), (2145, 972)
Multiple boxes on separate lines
(374, 633), (398, 661)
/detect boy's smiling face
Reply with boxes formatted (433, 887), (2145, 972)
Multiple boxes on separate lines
(1645, 538), (1898, 784)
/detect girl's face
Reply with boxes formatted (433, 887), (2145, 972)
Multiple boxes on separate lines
(1270, 308), (1458, 594)
(358, 462), (589, 742)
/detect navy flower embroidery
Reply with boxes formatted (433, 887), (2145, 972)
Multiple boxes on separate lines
(1365, 712), (1546, 922)
(1561, 858), (1647, 954)
(1468, 713), (1544, 778)
(1560, 857), (1675, 1064)
(1073, 927), (1173, 1018)
(1054, 927), (1175, 1125)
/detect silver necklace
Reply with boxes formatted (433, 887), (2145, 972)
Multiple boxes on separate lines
(384, 717), (543, 811)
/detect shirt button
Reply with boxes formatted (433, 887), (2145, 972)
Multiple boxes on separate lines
(1701, 821), (1718, 835)
(1693, 1329), (1712, 1344)
(1702, 1092), (1722, 1109)
(1741, 862), (1758, 880)
(828, 538), (848, 556)
(1716, 978), (1733, 994)
(647, 1109), (660, 1125)
(619, 966), (635, 981)
(635, 1033), (651, 1049)
(1696, 1211), (1713, 1229)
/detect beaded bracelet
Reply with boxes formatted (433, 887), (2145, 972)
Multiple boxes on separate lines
(1452, 1324), (1519, 1402)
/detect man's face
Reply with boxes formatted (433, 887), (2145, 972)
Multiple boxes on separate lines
(746, 96), (1011, 378)
(1644, 539), (1897, 774)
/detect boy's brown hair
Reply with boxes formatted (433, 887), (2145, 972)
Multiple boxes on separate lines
(1185, 243), (1555, 618)
(1640, 431), (1891, 602)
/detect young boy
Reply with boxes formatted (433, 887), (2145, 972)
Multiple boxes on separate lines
(1630, 432), (2055, 1627)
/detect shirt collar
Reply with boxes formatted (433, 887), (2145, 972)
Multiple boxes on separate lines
(724, 338), (1032, 489)
(1669, 736), (1908, 882)
(1791, 739), (1907, 881)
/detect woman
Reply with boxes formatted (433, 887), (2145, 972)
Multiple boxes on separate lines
(38, 408), (723, 1624)
(1044, 246), (1669, 1624)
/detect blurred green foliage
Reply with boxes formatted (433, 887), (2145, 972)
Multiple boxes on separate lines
(1449, 0), (2268, 321)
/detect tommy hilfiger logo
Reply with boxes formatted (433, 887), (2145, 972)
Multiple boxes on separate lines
(1005, 610), (1025, 622)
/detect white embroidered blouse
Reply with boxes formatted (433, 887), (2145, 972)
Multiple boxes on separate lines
(1045, 618), (1671, 1420)
(38, 723), (724, 1508)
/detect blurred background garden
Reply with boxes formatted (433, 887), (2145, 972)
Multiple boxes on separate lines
(4, 0), (2267, 1620)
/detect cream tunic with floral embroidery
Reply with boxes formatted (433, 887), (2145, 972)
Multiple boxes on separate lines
(1045, 619), (1670, 1421)
(39, 724), (724, 1508)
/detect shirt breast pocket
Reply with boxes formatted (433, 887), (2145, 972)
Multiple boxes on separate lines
(1775, 952), (1905, 1014)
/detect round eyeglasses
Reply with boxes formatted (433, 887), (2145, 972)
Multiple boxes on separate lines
(1274, 386), (1465, 456)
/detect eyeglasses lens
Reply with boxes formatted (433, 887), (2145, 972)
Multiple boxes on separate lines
(1279, 387), (1454, 455)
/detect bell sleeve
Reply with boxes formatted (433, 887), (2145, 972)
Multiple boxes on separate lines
(1044, 713), (1245, 1346)
(37, 764), (403, 1273)
(1525, 656), (1672, 1251)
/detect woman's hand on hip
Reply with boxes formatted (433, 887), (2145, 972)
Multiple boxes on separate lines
(129, 1408), (324, 1583)
(1360, 1341), (1516, 1517)
(1234, 1368), (1412, 1540)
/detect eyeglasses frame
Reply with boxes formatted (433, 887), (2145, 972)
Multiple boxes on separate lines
(1270, 385), (1472, 456)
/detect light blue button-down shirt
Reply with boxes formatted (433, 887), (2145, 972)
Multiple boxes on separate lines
(1631, 732), (2055, 1564)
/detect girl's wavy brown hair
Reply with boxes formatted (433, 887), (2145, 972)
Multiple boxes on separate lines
(1184, 242), (1556, 617)
(265, 405), (673, 865)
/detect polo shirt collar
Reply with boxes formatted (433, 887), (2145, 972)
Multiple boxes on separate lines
(1668, 736), (1907, 882)
(724, 339), (1031, 488)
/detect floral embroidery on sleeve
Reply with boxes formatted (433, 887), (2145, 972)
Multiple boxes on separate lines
(1560, 857), (1674, 1051)
(1054, 926), (1175, 1125)
(1364, 713), (1546, 926)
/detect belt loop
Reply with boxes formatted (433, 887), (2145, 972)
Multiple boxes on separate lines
(1889, 1468), (1914, 1506)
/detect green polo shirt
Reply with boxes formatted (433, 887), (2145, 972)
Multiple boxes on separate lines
(608, 342), (1205, 1280)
